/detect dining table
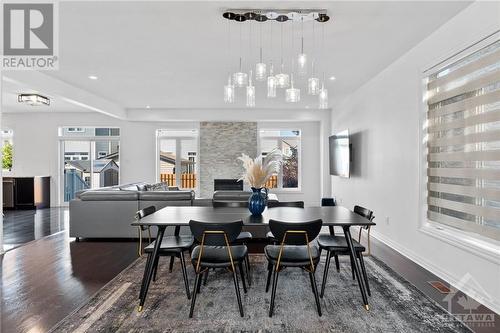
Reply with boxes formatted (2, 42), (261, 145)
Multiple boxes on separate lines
(132, 205), (376, 311)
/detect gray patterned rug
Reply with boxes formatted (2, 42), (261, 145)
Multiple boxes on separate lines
(50, 255), (470, 332)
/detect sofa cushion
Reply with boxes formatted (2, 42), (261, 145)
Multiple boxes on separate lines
(139, 191), (193, 201)
(80, 190), (139, 201)
(144, 182), (169, 191)
(120, 184), (140, 191)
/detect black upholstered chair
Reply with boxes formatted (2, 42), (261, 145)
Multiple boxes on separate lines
(188, 220), (248, 318)
(136, 206), (155, 256)
(136, 206), (193, 300)
(211, 200), (252, 281)
(321, 197), (337, 207)
(318, 205), (374, 298)
(266, 201), (305, 244)
(212, 200), (253, 243)
(265, 219), (323, 317)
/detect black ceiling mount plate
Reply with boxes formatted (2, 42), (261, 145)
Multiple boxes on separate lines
(316, 14), (330, 22)
(254, 14), (268, 22)
(276, 15), (288, 22)
(234, 14), (246, 22)
(222, 9), (330, 23)
(222, 12), (235, 20)
(244, 12), (257, 20)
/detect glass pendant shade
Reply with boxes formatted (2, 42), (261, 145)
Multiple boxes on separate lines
(319, 86), (328, 109)
(267, 64), (277, 98)
(255, 63), (267, 81)
(308, 77), (320, 95)
(297, 53), (307, 76)
(286, 75), (300, 103)
(224, 77), (235, 103)
(246, 85), (255, 107)
(246, 71), (255, 107)
(233, 71), (248, 87)
(276, 73), (290, 88)
(286, 87), (300, 102)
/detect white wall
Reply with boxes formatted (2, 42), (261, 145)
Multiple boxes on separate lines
(330, 2), (500, 313)
(3, 109), (330, 207)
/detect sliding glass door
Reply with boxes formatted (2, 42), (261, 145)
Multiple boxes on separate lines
(60, 127), (120, 203)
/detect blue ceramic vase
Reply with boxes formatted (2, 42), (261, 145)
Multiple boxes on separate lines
(248, 187), (268, 216)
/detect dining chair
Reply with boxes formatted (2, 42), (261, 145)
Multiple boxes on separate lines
(266, 201), (305, 244)
(136, 206), (193, 300)
(211, 200), (252, 282)
(321, 197), (337, 207)
(354, 205), (374, 256)
(265, 219), (323, 317)
(188, 219), (248, 318)
(136, 206), (155, 257)
(317, 205), (374, 299)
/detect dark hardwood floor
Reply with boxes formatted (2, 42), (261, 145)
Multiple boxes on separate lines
(368, 235), (499, 333)
(1, 208), (497, 333)
(2, 208), (68, 251)
(1, 208), (137, 333)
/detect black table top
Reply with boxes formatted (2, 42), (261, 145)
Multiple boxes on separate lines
(132, 206), (375, 227)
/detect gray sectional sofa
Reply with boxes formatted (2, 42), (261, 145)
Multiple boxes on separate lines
(69, 182), (194, 239)
(69, 184), (279, 240)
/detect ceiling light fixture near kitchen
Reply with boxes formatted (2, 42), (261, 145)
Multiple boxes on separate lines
(18, 93), (50, 106)
(88, 75), (98, 80)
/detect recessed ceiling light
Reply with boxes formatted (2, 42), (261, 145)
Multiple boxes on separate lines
(88, 75), (98, 80)
(146, 105), (151, 109)
(329, 76), (336, 81)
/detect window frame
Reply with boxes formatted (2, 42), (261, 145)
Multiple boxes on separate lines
(2, 129), (14, 172)
(258, 128), (302, 192)
(156, 129), (199, 192)
(418, 33), (500, 263)
(58, 126), (121, 205)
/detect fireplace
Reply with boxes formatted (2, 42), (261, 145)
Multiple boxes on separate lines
(214, 179), (243, 191)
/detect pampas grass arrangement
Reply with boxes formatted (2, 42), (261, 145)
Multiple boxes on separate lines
(238, 148), (283, 189)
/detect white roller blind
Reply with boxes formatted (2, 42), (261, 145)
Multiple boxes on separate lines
(425, 39), (500, 241)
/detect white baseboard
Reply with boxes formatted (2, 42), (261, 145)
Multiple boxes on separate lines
(371, 230), (500, 315)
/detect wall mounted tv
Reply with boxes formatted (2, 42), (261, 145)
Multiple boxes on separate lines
(329, 130), (350, 178)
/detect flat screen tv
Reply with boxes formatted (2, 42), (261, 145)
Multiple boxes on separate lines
(329, 130), (350, 178)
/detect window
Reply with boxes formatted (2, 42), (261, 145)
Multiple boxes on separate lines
(157, 129), (198, 189)
(67, 127), (84, 132)
(424, 39), (500, 241)
(259, 129), (301, 190)
(2, 129), (13, 172)
(59, 127), (120, 202)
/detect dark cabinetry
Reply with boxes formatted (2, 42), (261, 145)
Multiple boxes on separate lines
(2, 176), (50, 209)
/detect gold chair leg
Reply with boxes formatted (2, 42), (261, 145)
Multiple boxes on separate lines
(366, 227), (371, 256)
(138, 227), (143, 257)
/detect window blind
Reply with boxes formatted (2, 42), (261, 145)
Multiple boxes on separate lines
(426, 39), (500, 241)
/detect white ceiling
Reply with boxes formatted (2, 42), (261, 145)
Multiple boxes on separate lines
(2, 1), (471, 113)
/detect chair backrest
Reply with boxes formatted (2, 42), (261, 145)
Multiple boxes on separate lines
(136, 205), (156, 220)
(268, 201), (304, 208)
(189, 220), (243, 246)
(212, 200), (249, 208)
(353, 205), (374, 221)
(269, 219), (322, 245)
(321, 197), (337, 207)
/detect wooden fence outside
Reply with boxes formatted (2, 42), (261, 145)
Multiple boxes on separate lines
(160, 173), (276, 189)
(265, 175), (278, 188)
(160, 173), (196, 188)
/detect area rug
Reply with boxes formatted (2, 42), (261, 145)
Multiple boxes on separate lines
(50, 255), (470, 332)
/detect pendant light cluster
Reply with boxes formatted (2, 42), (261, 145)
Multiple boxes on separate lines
(222, 9), (331, 109)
